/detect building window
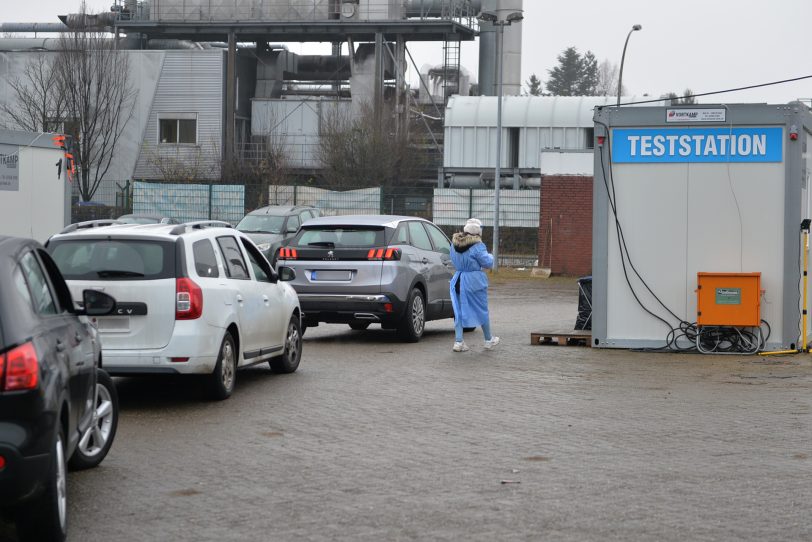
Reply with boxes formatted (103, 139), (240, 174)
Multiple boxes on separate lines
(584, 127), (595, 149)
(159, 115), (197, 144)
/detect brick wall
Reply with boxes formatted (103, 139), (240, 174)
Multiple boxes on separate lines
(538, 175), (593, 277)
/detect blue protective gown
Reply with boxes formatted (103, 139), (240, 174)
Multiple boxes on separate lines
(449, 235), (494, 328)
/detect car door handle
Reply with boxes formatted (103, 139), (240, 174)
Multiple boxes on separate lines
(56, 339), (66, 352)
(421, 258), (429, 264)
(262, 295), (270, 304)
(236, 295), (244, 304)
(75, 332), (83, 343)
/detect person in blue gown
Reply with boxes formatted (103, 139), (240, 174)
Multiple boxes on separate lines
(449, 218), (500, 352)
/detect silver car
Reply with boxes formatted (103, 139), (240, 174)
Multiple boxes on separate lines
(278, 215), (454, 342)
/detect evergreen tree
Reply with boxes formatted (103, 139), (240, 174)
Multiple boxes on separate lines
(576, 51), (599, 96)
(545, 47), (601, 97)
(545, 47), (582, 96)
(525, 74), (543, 96)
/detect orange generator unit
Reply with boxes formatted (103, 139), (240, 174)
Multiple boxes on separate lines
(696, 272), (761, 327)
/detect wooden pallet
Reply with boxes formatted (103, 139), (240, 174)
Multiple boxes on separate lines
(531, 331), (592, 347)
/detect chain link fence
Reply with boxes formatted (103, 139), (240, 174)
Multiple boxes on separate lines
(71, 181), (540, 267)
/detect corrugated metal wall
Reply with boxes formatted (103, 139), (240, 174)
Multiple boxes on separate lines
(135, 50), (224, 180)
(444, 125), (591, 169)
(251, 99), (352, 168)
(150, 0), (334, 21)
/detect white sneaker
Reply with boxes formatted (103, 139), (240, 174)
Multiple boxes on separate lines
(452, 341), (470, 352)
(484, 337), (501, 350)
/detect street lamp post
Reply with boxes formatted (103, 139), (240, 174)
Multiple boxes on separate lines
(617, 24), (642, 106)
(478, 10), (523, 272)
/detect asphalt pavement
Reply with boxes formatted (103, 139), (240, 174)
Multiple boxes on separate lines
(2, 277), (811, 541)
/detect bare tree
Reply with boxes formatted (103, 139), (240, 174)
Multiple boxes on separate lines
(55, 23), (136, 201)
(0, 54), (66, 132)
(146, 138), (220, 184)
(662, 89), (697, 105)
(596, 59), (623, 97)
(222, 133), (292, 210)
(318, 101), (424, 189)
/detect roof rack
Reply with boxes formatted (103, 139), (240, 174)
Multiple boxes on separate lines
(59, 219), (124, 234)
(169, 220), (234, 235)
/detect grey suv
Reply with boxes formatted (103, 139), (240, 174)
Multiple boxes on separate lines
(277, 215), (454, 342)
(237, 205), (320, 263)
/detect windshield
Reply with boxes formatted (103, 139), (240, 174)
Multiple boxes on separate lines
(294, 227), (385, 248)
(48, 239), (175, 281)
(237, 215), (286, 234)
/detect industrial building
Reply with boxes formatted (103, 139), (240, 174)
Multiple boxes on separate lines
(0, 0), (623, 274)
(0, 0), (532, 197)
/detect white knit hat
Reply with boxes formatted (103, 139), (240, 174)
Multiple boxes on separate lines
(464, 218), (482, 236)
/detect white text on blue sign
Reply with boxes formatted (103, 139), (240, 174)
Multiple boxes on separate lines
(612, 127), (783, 163)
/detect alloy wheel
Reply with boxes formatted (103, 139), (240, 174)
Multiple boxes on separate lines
(221, 340), (235, 391)
(78, 383), (115, 458)
(286, 322), (300, 363)
(412, 295), (425, 335)
(55, 434), (67, 532)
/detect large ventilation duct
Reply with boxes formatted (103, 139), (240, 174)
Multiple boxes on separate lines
(478, 0), (522, 96)
(404, 0), (481, 17)
(58, 12), (118, 30)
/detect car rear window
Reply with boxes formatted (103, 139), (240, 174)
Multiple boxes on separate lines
(294, 226), (386, 248)
(48, 239), (175, 281)
(237, 214), (286, 234)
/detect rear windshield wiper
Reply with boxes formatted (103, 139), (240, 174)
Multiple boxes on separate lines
(96, 270), (145, 278)
(307, 242), (335, 248)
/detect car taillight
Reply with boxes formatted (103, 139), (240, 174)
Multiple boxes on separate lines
(176, 277), (203, 320)
(2, 342), (39, 391)
(279, 247), (298, 259)
(367, 248), (401, 261)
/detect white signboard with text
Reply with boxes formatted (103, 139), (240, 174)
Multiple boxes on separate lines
(0, 144), (19, 191)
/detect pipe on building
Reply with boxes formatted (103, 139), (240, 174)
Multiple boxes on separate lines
(0, 23), (69, 34)
(0, 38), (62, 51)
(0, 37), (204, 51)
(147, 39), (203, 50)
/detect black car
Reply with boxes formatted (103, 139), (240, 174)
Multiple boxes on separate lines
(0, 237), (119, 542)
(237, 205), (320, 263)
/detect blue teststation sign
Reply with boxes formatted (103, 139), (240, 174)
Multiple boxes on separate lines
(612, 127), (783, 163)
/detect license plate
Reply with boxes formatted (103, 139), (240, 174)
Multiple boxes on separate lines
(96, 316), (130, 332)
(311, 270), (352, 281)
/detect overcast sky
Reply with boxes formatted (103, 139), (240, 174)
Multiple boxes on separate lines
(4, 0), (811, 104)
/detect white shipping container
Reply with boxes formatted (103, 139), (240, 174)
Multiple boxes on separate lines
(0, 131), (71, 243)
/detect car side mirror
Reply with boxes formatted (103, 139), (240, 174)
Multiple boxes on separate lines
(278, 266), (296, 282)
(81, 290), (116, 316)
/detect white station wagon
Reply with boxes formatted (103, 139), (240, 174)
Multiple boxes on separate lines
(47, 220), (302, 400)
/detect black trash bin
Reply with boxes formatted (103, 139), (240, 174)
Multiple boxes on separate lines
(575, 276), (592, 331)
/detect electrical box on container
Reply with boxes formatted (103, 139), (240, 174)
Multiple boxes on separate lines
(696, 272), (761, 327)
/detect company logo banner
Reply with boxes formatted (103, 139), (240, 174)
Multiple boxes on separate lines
(611, 127), (783, 163)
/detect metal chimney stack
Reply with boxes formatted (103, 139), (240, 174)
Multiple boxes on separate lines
(478, 0), (522, 96)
